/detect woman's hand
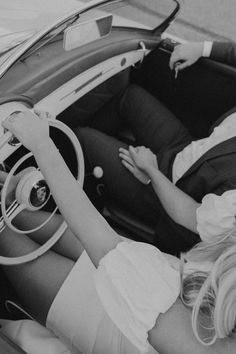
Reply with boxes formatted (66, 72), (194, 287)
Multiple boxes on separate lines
(2, 110), (51, 153)
(129, 145), (158, 172)
(119, 146), (158, 184)
(119, 147), (150, 184)
(169, 42), (204, 71)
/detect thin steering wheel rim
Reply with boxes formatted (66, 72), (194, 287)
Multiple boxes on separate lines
(0, 118), (84, 265)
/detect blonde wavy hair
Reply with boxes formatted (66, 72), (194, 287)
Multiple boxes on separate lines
(181, 235), (236, 345)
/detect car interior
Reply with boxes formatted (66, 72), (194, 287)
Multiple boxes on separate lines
(1, 3), (236, 351)
(57, 38), (236, 246)
(1, 33), (236, 309)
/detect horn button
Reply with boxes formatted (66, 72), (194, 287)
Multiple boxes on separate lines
(16, 170), (50, 210)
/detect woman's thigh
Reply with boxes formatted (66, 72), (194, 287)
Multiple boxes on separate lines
(0, 228), (75, 324)
(15, 210), (84, 262)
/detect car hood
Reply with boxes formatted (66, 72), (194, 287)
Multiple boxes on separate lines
(0, 0), (84, 53)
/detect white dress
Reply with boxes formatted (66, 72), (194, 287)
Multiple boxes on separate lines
(46, 241), (180, 354)
(196, 190), (236, 243)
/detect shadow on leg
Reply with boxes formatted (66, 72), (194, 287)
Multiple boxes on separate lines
(0, 227), (75, 325)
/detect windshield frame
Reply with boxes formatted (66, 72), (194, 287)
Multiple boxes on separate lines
(0, 0), (180, 79)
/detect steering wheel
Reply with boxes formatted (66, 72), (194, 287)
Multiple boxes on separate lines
(0, 103), (84, 265)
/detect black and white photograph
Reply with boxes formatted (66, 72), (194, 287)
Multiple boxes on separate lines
(0, 1), (236, 353)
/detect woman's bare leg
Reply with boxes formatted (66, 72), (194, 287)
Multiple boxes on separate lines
(14, 210), (84, 261)
(0, 226), (74, 324)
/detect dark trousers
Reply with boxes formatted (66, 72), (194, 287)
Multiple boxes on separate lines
(75, 84), (192, 225)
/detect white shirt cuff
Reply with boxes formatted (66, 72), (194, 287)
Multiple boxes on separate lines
(202, 41), (213, 57)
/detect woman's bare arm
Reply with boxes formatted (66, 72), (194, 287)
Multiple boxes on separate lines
(2, 112), (121, 267)
(120, 146), (200, 234)
(147, 166), (199, 233)
(149, 299), (236, 354)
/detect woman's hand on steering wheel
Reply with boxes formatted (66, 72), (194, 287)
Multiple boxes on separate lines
(2, 110), (51, 153)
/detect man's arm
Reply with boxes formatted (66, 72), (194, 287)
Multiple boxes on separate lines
(169, 40), (236, 72)
(210, 41), (236, 66)
(169, 41), (205, 71)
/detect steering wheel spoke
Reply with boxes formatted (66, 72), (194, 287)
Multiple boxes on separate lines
(0, 200), (25, 232)
(6, 200), (26, 223)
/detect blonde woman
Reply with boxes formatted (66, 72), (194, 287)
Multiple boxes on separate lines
(1, 111), (236, 354)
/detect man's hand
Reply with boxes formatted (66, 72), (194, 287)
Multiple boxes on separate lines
(169, 42), (204, 71)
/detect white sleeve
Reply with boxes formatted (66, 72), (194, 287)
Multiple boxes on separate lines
(196, 190), (236, 243)
(202, 41), (213, 57)
(94, 241), (180, 353)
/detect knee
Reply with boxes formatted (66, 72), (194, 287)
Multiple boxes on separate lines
(74, 126), (96, 147)
(74, 126), (90, 137)
(120, 84), (148, 112)
(122, 84), (144, 100)
(74, 127), (113, 166)
(75, 126), (108, 147)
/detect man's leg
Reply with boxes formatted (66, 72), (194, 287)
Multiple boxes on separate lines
(88, 89), (125, 136)
(77, 127), (163, 224)
(75, 84), (192, 222)
(90, 84), (192, 154)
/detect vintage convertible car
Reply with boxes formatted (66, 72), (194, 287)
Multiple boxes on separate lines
(0, 0), (236, 352)
(0, 0), (182, 263)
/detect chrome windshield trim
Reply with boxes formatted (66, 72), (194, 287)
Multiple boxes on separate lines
(0, 0), (113, 79)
